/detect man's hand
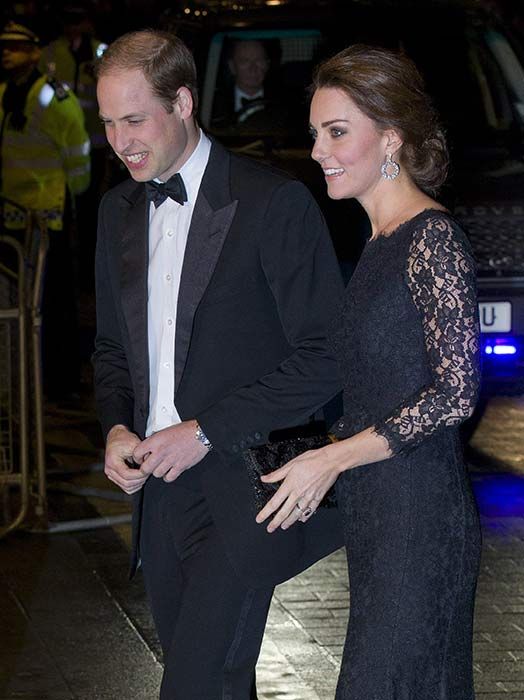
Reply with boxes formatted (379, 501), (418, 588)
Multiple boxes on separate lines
(104, 424), (146, 495)
(132, 419), (209, 483)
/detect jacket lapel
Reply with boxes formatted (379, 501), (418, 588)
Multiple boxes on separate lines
(174, 141), (238, 395)
(119, 183), (150, 415)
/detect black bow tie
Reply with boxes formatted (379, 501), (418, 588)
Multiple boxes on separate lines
(145, 173), (187, 208)
(240, 96), (263, 109)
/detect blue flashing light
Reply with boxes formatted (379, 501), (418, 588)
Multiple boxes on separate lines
(493, 344), (517, 355)
(482, 337), (519, 357)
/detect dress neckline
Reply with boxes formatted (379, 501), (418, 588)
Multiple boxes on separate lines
(369, 207), (450, 243)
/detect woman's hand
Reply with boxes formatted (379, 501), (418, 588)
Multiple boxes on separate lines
(255, 444), (341, 533)
(255, 427), (391, 533)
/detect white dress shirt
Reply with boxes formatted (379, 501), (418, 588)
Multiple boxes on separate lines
(145, 130), (211, 437)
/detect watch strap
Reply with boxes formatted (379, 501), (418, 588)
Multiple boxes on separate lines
(195, 422), (213, 451)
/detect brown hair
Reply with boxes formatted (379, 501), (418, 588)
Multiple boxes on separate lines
(95, 29), (198, 114)
(311, 44), (449, 195)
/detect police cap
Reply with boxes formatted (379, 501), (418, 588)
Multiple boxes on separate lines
(0, 21), (40, 45)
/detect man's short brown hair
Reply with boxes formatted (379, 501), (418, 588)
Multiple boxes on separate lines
(95, 29), (198, 114)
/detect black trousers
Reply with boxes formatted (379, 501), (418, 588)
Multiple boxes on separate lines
(139, 473), (274, 700)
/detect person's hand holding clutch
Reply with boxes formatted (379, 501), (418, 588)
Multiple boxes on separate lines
(255, 443), (342, 533)
(255, 426), (392, 533)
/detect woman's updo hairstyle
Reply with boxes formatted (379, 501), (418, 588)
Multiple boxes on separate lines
(311, 44), (449, 196)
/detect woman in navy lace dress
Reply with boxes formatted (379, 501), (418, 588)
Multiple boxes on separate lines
(257, 45), (481, 699)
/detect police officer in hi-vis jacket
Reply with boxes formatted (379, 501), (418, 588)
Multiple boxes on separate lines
(0, 20), (90, 399)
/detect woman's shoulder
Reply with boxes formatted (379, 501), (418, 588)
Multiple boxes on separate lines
(408, 207), (463, 233)
(407, 208), (471, 251)
(380, 206), (464, 244)
(405, 208), (476, 279)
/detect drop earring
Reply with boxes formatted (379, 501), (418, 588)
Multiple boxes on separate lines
(381, 153), (400, 180)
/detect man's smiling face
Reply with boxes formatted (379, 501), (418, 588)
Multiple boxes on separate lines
(97, 67), (195, 182)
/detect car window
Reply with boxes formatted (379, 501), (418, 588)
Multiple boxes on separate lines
(395, 19), (514, 142)
(201, 29), (324, 141)
(485, 29), (524, 125)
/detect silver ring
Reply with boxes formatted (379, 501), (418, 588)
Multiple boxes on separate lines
(302, 507), (313, 518)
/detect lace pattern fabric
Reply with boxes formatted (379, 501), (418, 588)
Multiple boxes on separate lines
(373, 213), (480, 455)
(331, 210), (481, 700)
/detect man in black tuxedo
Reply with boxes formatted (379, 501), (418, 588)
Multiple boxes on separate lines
(93, 29), (343, 700)
(229, 39), (269, 119)
(211, 39), (286, 130)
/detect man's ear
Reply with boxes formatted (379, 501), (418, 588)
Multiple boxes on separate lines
(174, 86), (194, 119)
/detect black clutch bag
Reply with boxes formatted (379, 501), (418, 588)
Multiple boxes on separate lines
(243, 430), (337, 512)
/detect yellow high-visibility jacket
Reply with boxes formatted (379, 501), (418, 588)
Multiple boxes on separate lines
(39, 37), (108, 149)
(0, 74), (91, 230)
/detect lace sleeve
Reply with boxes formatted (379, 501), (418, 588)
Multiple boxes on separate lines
(374, 215), (480, 455)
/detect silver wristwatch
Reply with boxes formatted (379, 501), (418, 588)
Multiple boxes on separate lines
(195, 422), (213, 451)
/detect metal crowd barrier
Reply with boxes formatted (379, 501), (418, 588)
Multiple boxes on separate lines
(0, 203), (48, 537)
(0, 199), (132, 537)
(0, 200), (132, 537)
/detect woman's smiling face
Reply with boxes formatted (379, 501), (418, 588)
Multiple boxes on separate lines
(309, 87), (390, 202)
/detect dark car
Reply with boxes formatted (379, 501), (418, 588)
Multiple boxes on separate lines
(164, 0), (524, 393)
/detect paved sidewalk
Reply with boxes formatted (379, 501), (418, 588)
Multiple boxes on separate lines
(0, 532), (163, 699)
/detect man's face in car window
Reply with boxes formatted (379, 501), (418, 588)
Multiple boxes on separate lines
(229, 40), (269, 96)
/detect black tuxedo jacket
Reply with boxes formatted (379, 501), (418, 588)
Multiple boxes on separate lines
(93, 138), (344, 587)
